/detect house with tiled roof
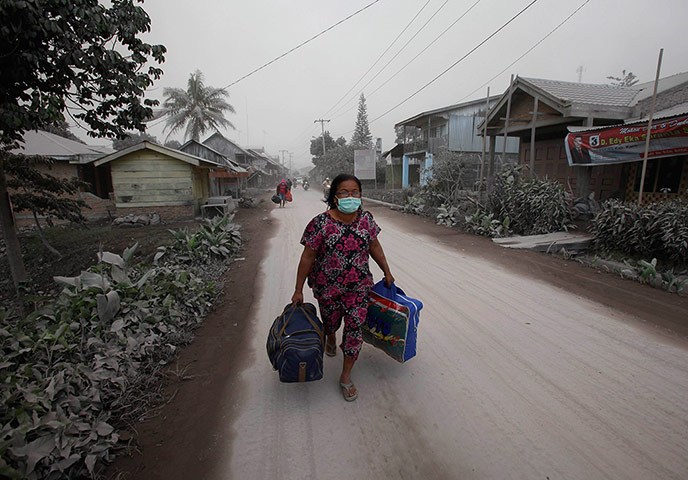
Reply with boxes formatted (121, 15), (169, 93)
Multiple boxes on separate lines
(480, 73), (688, 203)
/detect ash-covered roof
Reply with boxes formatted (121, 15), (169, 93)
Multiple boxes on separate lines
(522, 77), (641, 107)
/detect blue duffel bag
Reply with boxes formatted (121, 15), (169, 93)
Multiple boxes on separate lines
(266, 303), (324, 383)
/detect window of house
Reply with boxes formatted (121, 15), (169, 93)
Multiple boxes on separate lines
(634, 156), (684, 193)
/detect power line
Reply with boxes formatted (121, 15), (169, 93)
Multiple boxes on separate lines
(329, 0), (451, 119)
(455, 0), (592, 104)
(321, 0), (432, 118)
(330, 0), (484, 122)
(369, 0), (540, 125)
(221, 0), (382, 91)
(366, 0), (483, 104)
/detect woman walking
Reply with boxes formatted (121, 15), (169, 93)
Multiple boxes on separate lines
(292, 174), (394, 401)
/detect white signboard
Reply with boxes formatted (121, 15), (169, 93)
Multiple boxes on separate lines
(354, 149), (376, 180)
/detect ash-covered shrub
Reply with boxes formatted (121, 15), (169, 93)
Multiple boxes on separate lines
(591, 199), (688, 267)
(0, 217), (242, 479)
(489, 165), (572, 235)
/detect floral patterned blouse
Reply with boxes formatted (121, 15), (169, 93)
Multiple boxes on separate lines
(300, 209), (381, 299)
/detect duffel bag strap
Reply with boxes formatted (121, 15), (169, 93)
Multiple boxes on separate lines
(277, 306), (298, 338)
(299, 304), (324, 346)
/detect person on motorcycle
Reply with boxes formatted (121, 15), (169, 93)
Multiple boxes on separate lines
(302, 179), (310, 190)
(322, 177), (331, 197)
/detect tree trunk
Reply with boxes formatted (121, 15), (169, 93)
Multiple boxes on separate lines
(32, 211), (62, 259)
(0, 154), (28, 289)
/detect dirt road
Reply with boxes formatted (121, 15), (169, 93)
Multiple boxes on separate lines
(111, 189), (688, 480)
(190, 189), (685, 480)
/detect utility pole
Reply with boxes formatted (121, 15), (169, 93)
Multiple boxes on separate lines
(278, 149), (288, 177)
(314, 119), (330, 155)
(288, 152), (293, 178)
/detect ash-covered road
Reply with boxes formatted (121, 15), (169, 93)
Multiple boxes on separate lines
(209, 188), (688, 480)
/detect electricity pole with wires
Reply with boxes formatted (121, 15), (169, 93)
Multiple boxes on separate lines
(314, 119), (330, 155)
(278, 149), (289, 174)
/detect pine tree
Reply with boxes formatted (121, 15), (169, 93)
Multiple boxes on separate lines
(351, 93), (373, 149)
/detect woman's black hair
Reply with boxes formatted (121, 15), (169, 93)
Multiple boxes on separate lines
(325, 173), (362, 210)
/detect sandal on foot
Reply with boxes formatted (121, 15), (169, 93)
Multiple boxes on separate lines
(325, 341), (337, 357)
(340, 382), (358, 402)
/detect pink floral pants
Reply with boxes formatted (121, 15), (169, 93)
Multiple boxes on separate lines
(317, 291), (369, 361)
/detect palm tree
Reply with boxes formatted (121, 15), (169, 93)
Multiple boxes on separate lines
(160, 70), (236, 141)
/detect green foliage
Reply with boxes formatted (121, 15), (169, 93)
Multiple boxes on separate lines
(423, 149), (471, 206)
(0, 0), (166, 288)
(112, 132), (159, 151)
(351, 93), (373, 149)
(5, 155), (88, 224)
(489, 165), (572, 235)
(403, 194), (426, 216)
(310, 132), (346, 158)
(607, 69), (639, 87)
(0, 218), (242, 478)
(42, 120), (84, 144)
(160, 70), (235, 142)
(464, 210), (511, 238)
(436, 198), (480, 229)
(591, 199), (688, 267)
(311, 143), (354, 180)
(155, 215), (242, 264)
(0, 0), (166, 147)
(616, 257), (686, 293)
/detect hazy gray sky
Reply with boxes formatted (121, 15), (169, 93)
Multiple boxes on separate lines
(80, 0), (688, 169)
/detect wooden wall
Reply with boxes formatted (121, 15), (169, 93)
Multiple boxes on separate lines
(110, 151), (194, 207)
(520, 138), (625, 200)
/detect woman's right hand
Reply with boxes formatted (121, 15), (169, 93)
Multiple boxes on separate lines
(291, 291), (304, 305)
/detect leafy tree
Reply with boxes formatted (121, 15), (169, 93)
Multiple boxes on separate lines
(5, 155), (89, 257)
(310, 131), (346, 157)
(351, 93), (373, 149)
(43, 120), (84, 144)
(311, 144), (354, 180)
(164, 139), (182, 150)
(112, 131), (159, 151)
(0, 0), (166, 290)
(607, 69), (639, 87)
(160, 70), (236, 142)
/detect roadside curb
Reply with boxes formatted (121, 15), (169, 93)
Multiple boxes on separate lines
(362, 196), (403, 210)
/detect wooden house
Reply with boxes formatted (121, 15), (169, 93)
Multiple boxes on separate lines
(201, 133), (286, 188)
(93, 142), (221, 219)
(479, 73), (688, 203)
(179, 140), (249, 197)
(9, 130), (113, 226)
(394, 97), (520, 188)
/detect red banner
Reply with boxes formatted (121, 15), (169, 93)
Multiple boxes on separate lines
(565, 114), (688, 166)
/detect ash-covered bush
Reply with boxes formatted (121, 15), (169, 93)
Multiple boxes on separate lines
(489, 165), (572, 235)
(0, 216), (242, 479)
(591, 199), (688, 267)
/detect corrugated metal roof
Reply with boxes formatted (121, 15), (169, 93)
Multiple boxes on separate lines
(522, 77), (641, 107)
(94, 141), (222, 168)
(395, 95), (501, 127)
(11, 130), (112, 158)
(632, 71), (688, 104)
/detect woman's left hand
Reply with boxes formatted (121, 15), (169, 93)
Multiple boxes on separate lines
(384, 272), (395, 287)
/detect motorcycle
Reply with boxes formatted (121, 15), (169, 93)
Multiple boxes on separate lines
(303, 181), (309, 191)
(323, 182), (331, 199)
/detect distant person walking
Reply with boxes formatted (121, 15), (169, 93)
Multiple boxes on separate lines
(276, 179), (289, 208)
(292, 173), (394, 401)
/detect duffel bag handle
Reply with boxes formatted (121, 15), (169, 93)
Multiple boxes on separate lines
(278, 303), (324, 347)
(376, 280), (399, 298)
